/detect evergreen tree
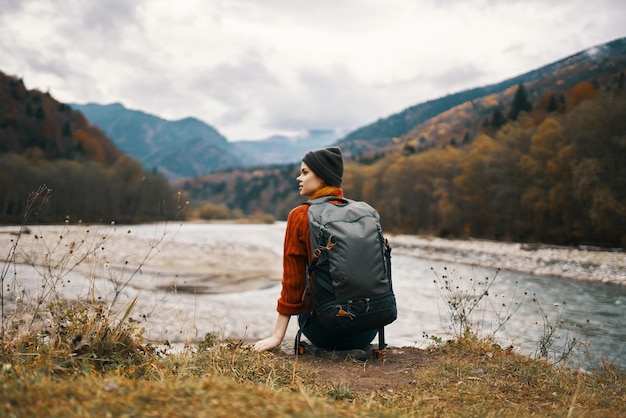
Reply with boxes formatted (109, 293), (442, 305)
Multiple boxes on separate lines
(508, 84), (532, 120)
(62, 121), (72, 137)
(547, 94), (558, 113)
(491, 108), (505, 127)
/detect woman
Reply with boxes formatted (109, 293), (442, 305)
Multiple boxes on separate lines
(253, 146), (377, 352)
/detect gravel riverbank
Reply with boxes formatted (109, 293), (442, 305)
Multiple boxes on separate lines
(389, 235), (626, 286)
(2, 224), (625, 290)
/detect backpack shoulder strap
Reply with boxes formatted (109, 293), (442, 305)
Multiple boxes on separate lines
(306, 196), (351, 207)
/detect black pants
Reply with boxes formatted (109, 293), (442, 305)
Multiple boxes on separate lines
(298, 313), (377, 350)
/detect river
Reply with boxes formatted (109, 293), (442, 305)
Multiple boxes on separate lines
(2, 221), (624, 367)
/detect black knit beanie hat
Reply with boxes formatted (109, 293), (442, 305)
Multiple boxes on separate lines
(302, 146), (343, 187)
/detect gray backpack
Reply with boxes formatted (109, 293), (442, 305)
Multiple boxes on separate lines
(297, 196), (397, 350)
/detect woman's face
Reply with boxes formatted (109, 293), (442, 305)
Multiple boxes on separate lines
(297, 162), (323, 197)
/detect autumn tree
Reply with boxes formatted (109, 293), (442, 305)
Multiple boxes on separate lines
(566, 94), (626, 247)
(565, 81), (597, 108)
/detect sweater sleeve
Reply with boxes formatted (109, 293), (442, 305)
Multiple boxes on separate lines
(276, 204), (311, 315)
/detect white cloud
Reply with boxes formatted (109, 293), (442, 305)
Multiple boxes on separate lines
(1, 0), (624, 140)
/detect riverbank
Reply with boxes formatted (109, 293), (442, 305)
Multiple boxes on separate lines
(2, 222), (626, 374)
(2, 223), (625, 355)
(3, 223), (624, 288)
(390, 234), (626, 286)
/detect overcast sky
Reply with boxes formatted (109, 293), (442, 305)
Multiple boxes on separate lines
(1, 0), (624, 141)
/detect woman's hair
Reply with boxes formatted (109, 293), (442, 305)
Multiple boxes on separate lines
(310, 185), (341, 200)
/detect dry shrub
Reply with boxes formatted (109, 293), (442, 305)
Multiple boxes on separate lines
(1, 298), (157, 378)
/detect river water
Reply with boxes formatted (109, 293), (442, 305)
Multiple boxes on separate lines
(3, 222), (624, 367)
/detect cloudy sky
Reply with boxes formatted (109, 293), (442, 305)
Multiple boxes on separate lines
(1, 0), (624, 141)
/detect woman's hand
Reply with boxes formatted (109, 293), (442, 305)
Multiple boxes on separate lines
(253, 313), (291, 351)
(253, 335), (283, 352)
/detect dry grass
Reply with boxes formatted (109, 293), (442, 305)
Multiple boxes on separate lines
(0, 329), (366, 417)
(1, 327), (623, 417)
(1, 372), (355, 417)
(404, 335), (625, 417)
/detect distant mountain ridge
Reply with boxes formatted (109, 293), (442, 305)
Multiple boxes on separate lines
(71, 103), (339, 179)
(70, 103), (240, 179)
(232, 129), (343, 165)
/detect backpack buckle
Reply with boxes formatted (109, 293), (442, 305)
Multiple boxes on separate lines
(324, 234), (336, 250)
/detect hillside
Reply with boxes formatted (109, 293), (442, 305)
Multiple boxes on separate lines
(338, 37), (626, 160)
(0, 71), (179, 224)
(0, 72), (122, 164)
(70, 102), (242, 179)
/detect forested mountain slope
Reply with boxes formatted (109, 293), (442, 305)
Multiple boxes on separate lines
(0, 71), (179, 224)
(70, 102), (242, 179)
(338, 37), (626, 161)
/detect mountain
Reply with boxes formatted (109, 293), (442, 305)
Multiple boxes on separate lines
(182, 37), (626, 226)
(70, 102), (244, 179)
(232, 129), (341, 165)
(0, 72), (122, 165)
(78, 36), (626, 178)
(337, 37), (626, 160)
(3, 37), (624, 245)
(0, 71), (178, 224)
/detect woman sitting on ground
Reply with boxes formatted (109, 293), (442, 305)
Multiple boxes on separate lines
(253, 146), (378, 352)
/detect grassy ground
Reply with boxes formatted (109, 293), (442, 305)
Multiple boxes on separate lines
(1, 327), (623, 417)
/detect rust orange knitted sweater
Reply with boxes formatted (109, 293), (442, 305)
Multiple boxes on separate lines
(276, 189), (344, 315)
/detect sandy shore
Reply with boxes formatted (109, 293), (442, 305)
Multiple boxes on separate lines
(0, 223), (282, 293)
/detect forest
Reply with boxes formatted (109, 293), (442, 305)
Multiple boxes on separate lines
(0, 71), (181, 224)
(345, 93), (626, 248)
(0, 153), (179, 224)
